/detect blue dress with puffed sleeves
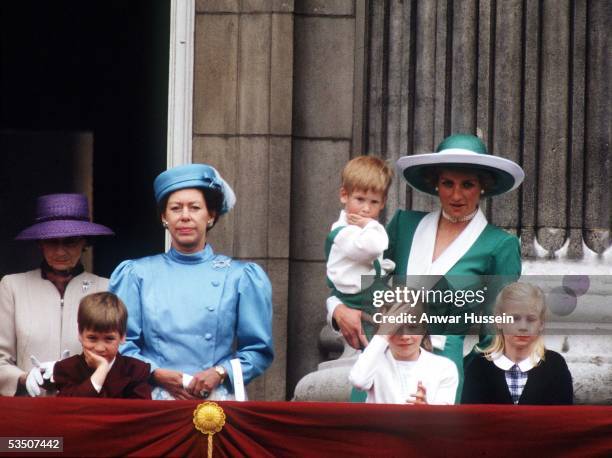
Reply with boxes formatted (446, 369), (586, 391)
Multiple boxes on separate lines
(109, 244), (273, 393)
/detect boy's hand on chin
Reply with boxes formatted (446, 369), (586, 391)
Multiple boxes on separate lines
(83, 348), (109, 370)
(85, 348), (113, 391)
(347, 213), (374, 228)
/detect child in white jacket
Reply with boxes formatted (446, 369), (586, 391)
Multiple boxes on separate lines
(349, 303), (458, 405)
(325, 156), (395, 343)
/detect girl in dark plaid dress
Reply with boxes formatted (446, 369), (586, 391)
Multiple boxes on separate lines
(462, 282), (573, 405)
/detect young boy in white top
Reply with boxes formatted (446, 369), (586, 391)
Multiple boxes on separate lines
(349, 302), (458, 405)
(325, 156), (395, 343)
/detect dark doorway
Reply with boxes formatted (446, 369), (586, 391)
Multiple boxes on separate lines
(0, 0), (169, 277)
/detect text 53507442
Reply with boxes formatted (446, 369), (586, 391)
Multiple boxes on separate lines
(0, 437), (63, 453)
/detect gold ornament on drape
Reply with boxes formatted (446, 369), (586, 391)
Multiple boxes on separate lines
(193, 401), (226, 458)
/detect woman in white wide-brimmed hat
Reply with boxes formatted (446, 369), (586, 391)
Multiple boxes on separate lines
(330, 133), (524, 402)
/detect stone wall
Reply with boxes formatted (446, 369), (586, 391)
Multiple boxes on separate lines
(287, 0), (363, 396)
(364, 0), (610, 258)
(191, 0), (294, 400)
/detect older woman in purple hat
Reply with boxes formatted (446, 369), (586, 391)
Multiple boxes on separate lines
(0, 193), (113, 396)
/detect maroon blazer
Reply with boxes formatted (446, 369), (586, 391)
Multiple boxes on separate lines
(54, 354), (151, 399)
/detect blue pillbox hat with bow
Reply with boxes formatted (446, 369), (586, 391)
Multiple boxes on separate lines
(153, 163), (236, 215)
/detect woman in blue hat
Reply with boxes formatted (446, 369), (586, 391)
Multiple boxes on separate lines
(109, 164), (273, 400)
(0, 194), (114, 397)
(330, 133), (524, 401)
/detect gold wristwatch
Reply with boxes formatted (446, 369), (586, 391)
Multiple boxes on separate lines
(214, 365), (226, 382)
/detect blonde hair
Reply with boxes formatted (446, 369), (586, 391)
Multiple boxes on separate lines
(78, 292), (128, 335)
(479, 282), (547, 363)
(341, 156), (393, 197)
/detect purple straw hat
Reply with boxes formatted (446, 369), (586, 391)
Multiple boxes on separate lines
(15, 193), (114, 240)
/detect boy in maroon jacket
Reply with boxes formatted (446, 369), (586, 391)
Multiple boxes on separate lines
(54, 292), (151, 399)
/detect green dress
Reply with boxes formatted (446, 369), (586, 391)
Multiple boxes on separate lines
(384, 209), (521, 401)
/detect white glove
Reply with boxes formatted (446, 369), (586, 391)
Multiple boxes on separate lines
(25, 367), (44, 397)
(31, 350), (71, 384)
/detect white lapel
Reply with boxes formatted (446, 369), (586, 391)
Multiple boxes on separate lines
(429, 208), (488, 275)
(405, 208), (488, 351)
(407, 208), (488, 276)
(407, 210), (440, 275)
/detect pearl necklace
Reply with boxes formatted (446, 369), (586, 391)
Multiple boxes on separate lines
(441, 208), (478, 223)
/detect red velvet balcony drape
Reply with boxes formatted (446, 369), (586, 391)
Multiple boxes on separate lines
(0, 398), (611, 457)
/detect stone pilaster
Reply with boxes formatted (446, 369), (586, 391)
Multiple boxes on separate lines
(192, 0), (294, 400)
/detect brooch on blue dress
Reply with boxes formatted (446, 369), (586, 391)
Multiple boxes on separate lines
(212, 258), (231, 269)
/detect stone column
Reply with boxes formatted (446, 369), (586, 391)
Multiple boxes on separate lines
(192, 0), (294, 400)
(287, 0), (359, 397)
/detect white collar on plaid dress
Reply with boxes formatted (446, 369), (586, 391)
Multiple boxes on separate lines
(492, 353), (540, 372)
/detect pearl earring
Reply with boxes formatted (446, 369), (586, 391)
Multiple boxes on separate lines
(207, 220), (214, 228)
(162, 221), (168, 229)
(480, 189), (485, 195)
(435, 186), (439, 192)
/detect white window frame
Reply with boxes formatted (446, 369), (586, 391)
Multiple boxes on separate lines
(165, 0), (194, 249)
(167, 0), (194, 168)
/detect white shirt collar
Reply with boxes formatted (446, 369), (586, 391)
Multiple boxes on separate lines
(331, 210), (349, 230)
(492, 352), (540, 372)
